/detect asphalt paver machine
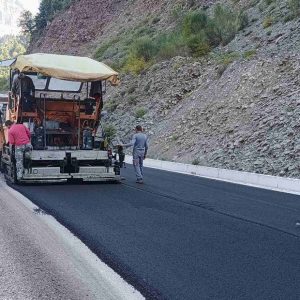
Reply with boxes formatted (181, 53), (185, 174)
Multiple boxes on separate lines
(0, 53), (121, 183)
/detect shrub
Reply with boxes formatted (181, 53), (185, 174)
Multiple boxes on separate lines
(186, 33), (211, 57)
(156, 33), (186, 60)
(215, 5), (248, 43)
(181, 11), (213, 56)
(243, 49), (257, 59)
(103, 124), (117, 142)
(105, 100), (118, 112)
(263, 16), (273, 28)
(212, 4), (240, 45)
(135, 107), (147, 118)
(119, 4), (249, 73)
(182, 10), (208, 38)
(131, 37), (158, 62)
(192, 158), (201, 165)
(171, 4), (185, 21)
(236, 10), (249, 30)
(136, 26), (155, 37)
(156, 33), (181, 60)
(122, 54), (148, 74)
(94, 38), (119, 61)
(216, 52), (240, 65)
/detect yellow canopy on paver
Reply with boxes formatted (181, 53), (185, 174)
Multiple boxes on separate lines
(12, 53), (119, 84)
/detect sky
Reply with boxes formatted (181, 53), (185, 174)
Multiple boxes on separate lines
(0, 0), (40, 36)
(19, 0), (40, 15)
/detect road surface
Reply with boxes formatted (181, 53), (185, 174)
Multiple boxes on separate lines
(0, 177), (143, 300)
(10, 167), (300, 300)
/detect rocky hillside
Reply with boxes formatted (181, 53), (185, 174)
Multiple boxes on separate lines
(30, 0), (300, 178)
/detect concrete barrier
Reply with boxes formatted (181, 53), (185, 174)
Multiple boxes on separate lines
(125, 156), (300, 196)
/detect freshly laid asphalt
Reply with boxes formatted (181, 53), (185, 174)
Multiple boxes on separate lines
(12, 166), (300, 300)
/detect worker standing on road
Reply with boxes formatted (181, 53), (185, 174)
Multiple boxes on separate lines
(121, 125), (149, 184)
(5, 120), (31, 180)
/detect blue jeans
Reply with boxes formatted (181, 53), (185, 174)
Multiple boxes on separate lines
(133, 149), (145, 181)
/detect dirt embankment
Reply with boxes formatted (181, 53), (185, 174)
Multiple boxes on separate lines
(30, 0), (300, 178)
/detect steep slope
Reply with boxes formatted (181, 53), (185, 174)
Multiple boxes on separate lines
(31, 0), (213, 55)
(30, 0), (300, 178)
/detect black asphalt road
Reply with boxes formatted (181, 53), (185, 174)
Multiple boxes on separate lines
(12, 167), (300, 300)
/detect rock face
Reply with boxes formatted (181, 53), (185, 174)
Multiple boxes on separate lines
(30, 0), (217, 55)
(31, 0), (300, 178)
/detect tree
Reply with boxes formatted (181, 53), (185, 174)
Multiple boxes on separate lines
(18, 10), (35, 36)
(35, 0), (52, 30)
(34, 0), (75, 32)
(0, 36), (27, 92)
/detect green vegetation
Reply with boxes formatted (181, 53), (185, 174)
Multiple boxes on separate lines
(18, 11), (35, 37)
(212, 49), (256, 78)
(263, 16), (274, 28)
(35, 0), (74, 31)
(212, 51), (240, 78)
(93, 38), (120, 61)
(243, 49), (257, 59)
(123, 55), (148, 74)
(214, 52), (240, 65)
(0, 36), (27, 92)
(94, 4), (249, 74)
(135, 107), (147, 118)
(104, 100), (118, 112)
(192, 158), (201, 165)
(171, 3), (186, 21)
(103, 124), (117, 142)
(18, 0), (75, 39)
(264, 0), (275, 5)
